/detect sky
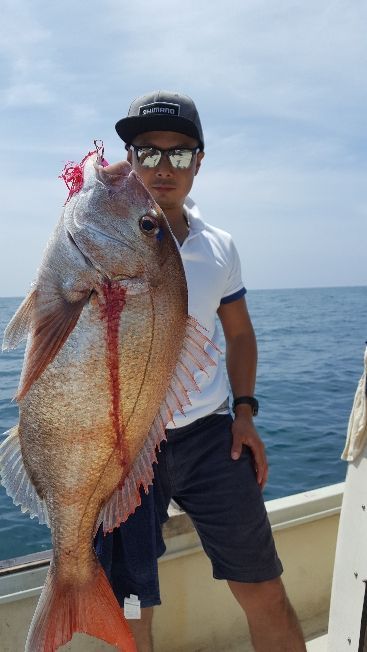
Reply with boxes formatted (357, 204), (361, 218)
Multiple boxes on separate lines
(0, 0), (366, 296)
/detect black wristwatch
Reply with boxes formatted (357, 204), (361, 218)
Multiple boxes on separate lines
(232, 396), (259, 416)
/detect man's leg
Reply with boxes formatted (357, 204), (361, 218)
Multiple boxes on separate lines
(167, 415), (302, 650)
(228, 577), (306, 652)
(128, 607), (154, 652)
(94, 483), (166, 652)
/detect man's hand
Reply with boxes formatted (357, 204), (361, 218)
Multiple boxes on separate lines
(231, 414), (268, 490)
(217, 297), (267, 488)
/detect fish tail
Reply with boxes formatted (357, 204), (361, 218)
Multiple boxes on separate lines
(25, 562), (137, 652)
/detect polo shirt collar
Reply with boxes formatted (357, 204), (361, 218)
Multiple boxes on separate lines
(183, 197), (206, 235)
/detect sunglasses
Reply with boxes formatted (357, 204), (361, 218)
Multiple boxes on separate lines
(129, 145), (199, 169)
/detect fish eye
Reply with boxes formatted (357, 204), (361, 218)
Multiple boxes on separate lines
(139, 215), (160, 236)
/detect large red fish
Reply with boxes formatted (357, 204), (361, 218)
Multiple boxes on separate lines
(0, 147), (215, 651)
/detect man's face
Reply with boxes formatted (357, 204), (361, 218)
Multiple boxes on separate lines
(127, 131), (204, 212)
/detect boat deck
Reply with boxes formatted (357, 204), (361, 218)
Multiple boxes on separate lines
(226, 632), (327, 651)
(0, 484), (342, 651)
(307, 634), (328, 650)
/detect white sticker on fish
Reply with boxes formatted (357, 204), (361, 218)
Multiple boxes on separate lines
(124, 594), (141, 619)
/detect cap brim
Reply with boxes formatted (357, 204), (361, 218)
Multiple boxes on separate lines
(115, 115), (204, 150)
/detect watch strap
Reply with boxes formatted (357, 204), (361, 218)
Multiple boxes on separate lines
(232, 396), (259, 416)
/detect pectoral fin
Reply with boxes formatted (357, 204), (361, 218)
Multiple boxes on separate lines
(2, 288), (37, 351)
(16, 289), (89, 401)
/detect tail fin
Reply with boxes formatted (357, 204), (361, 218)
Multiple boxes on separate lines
(25, 562), (137, 652)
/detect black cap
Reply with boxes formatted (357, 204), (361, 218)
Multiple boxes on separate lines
(115, 90), (204, 151)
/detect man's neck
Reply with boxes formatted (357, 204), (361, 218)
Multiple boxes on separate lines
(163, 206), (189, 245)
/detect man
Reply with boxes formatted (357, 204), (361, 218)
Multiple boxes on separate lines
(95, 90), (306, 652)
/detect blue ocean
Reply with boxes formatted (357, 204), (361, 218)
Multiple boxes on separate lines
(0, 286), (366, 561)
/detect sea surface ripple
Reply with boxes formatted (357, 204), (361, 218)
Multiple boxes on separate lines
(0, 286), (366, 560)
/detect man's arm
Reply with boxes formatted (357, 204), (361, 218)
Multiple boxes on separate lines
(217, 297), (268, 489)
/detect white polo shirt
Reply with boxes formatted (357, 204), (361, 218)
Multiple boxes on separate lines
(166, 198), (246, 428)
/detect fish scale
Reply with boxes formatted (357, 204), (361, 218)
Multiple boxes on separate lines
(0, 149), (216, 652)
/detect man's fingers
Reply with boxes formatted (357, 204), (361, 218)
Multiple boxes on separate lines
(252, 444), (268, 488)
(230, 427), (269, 489)
(231, 435), (242, 461)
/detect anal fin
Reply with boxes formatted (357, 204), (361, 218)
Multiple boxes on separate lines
(0, 426), (49, 526)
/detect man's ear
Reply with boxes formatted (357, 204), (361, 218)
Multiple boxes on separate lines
(195, 151), (205, 176)
(127, 148), (132, 164)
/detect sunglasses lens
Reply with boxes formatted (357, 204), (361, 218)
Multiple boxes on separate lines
(136, 148), (161, 168)
(134, 147), (196, 169)
(168, 150), (194, 169)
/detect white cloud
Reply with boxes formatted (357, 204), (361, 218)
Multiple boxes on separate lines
(0, 0), (366, 294)
(0, 1), (51, 85)
(0, 2), (55, 111)
(102, 0), (367, 124)
(0, 1), (50, 56)
(3, 83), (54, 107)
(69, 104), (99, 124)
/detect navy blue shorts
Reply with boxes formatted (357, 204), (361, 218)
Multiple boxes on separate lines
(95, 413), (283, 608)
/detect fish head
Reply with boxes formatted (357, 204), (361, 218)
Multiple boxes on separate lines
(63, 153), (179, 285)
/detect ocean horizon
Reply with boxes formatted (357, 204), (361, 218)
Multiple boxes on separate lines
(2, 282), (366, 299)
(0, 285), (366, 561)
